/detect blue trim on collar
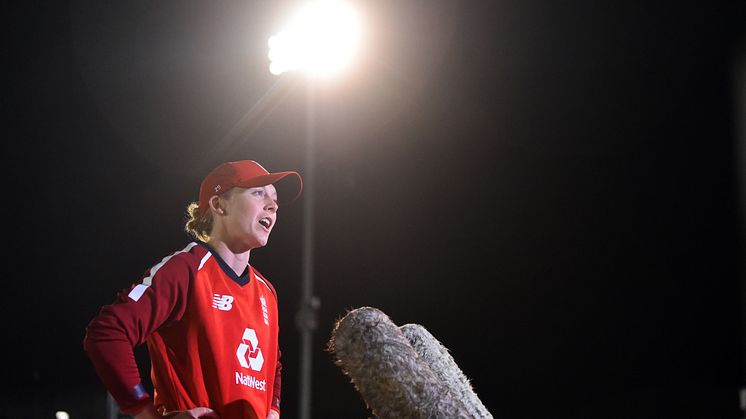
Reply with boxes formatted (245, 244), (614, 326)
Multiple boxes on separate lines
(197, 242), (251, 286)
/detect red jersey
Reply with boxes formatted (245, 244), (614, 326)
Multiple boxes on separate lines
(84, 242), (282, 418)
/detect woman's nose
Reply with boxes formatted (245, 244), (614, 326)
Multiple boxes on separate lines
(264, 198), (277, 212)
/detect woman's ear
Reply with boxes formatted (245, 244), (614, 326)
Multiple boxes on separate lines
(208, 195), (225, 215)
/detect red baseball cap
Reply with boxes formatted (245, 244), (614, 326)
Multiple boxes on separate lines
(198, 160), (302, 215)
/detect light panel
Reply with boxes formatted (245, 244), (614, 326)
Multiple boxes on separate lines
(268, 0), (362, 76)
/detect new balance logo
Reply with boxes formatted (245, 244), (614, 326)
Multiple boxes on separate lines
(212, 294), (234, 311)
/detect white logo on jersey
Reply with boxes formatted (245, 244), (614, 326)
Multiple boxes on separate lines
(235, 371), (266, 392)
(212, 294), (234, 311)
(236, 328), (264, 371)
(260, 296), (269, 325)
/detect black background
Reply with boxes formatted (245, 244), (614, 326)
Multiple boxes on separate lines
(4, 1), (746, 418)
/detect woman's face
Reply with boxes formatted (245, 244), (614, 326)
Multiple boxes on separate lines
(219, 184), (278, 250)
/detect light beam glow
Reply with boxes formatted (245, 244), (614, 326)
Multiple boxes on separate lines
(268, 0), (362, 76)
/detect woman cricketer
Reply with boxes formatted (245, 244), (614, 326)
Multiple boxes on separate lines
(84, 160), (302, 419)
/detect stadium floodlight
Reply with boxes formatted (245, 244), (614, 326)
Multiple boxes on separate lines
(268, 0), (362, 76)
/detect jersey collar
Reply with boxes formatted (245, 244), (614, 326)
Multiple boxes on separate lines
(198, 242), (251, 286)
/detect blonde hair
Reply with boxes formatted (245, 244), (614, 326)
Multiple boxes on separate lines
(184, 202), (213, 242)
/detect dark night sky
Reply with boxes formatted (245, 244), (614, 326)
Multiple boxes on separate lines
(4, 1), (746, 418)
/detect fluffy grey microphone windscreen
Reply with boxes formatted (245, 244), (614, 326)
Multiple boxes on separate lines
(400, 324), (493, 418)
(328, 306), (476, 418)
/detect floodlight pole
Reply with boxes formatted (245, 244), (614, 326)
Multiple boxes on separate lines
(296, 79), (320, 419)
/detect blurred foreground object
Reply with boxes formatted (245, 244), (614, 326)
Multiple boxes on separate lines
(328, 306), (493, 418)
